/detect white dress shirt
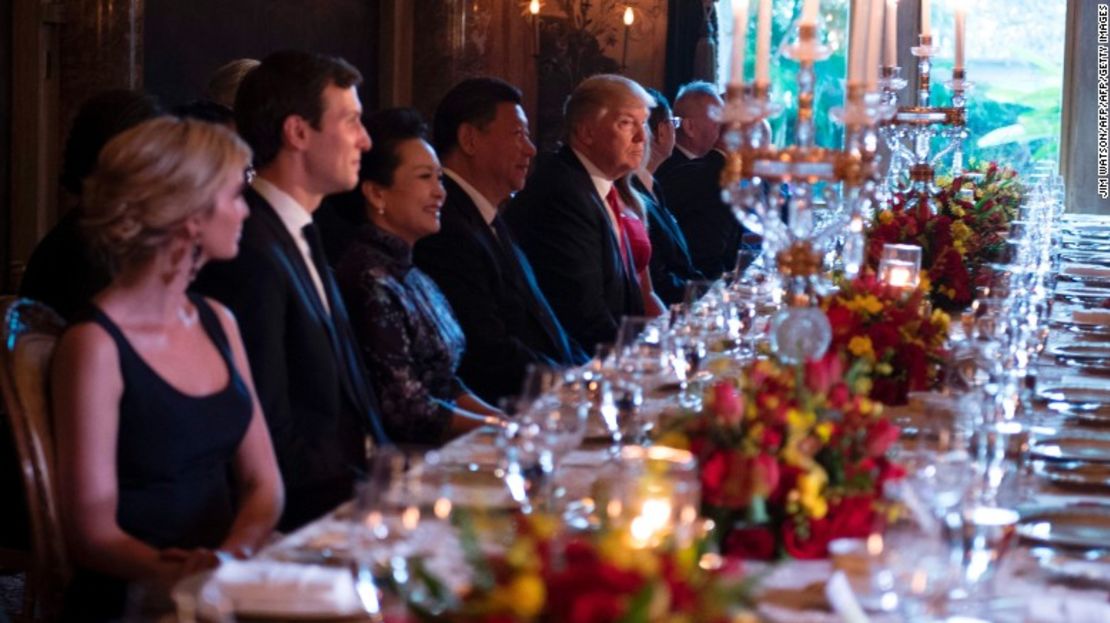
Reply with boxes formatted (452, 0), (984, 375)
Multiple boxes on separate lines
(252, 176), (331, 314)
(675, 144), (698, 160)
(443, 168), (498, 230)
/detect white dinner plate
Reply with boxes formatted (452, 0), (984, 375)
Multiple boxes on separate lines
(1018, 505), (1110, 550)
(1030, 435), (1110, 463)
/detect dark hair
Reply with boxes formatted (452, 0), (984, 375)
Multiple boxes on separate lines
(644, 87), (672, 136)
(360, 108), (430, 187)
(173, 99), (235, 126)
(433, 77), (523, 157)
(60, 90), (162, 195)
(234, 49), (363, 168)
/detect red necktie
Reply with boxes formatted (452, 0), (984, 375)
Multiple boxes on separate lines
(605, 187), (630, 266)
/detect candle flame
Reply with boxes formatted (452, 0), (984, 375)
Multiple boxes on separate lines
(866, 532), (884, 556)
(623, 6), (635, 26)
(529, 0), (540, 15)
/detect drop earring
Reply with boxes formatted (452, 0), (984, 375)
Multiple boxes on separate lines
(187, 239), (204, 281)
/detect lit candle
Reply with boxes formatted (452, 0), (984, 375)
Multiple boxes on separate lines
(801, 0), (821, 24)
(848, 0), (868, 84)
(864, 0), (884, 89)
(529, 0), (540, 51)
(730, 0), (750, 86)
(622, 6), (634, 69)
(755, 0), (772, 85)
(920, 0), (930, 37)
(880, 260), (916, 287)
(954, 2), (966, 71)
(884, 0), (898, 67)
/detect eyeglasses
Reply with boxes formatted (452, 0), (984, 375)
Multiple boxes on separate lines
(671, 116), (683, 129)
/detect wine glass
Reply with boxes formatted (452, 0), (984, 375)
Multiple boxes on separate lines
(668, 325), (707, 410)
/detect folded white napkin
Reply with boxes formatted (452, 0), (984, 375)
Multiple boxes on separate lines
(1065, 264), (1110, 279)
(206, 559), (362, 617)
(1073, 309), (1110, 326)
(825, 570), (870, 623)
(1027, 586), (1110, 623)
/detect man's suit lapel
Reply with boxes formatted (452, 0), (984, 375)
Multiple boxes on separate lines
(247, 189), (375, 425)
(557, 146), (643, 314)
(446, 179), (573, 360)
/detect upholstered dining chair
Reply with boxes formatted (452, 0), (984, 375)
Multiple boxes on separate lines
(0, 297), (68, 621)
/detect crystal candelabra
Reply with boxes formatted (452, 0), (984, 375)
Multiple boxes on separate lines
(879, 34), (973, 214)
(720, 21), (888, 363)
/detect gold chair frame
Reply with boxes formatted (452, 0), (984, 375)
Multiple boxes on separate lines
(0, 297), (68, 621)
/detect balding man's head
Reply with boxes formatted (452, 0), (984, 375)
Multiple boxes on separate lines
(564, 74), (653, 180)
(673, 81), (724, 157)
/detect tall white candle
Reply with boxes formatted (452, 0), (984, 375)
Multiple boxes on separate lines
(920, 0), (930, 37)
(729, 0), (750, 86)
(848, 0), (869, 84)
(884, 0), (898, 67)
(801, 0), (820, 25)
(954, 4), (966, 70)
(864, 0), (883, 89)
(755, 0), (772, 85)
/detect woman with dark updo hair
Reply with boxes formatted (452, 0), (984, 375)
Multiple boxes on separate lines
(336, 108), (505, 446)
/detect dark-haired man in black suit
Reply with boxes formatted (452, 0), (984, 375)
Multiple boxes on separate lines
(413, 78), (587, 403)
(195, 50), (388, 530)
(503, 74), (649, 353)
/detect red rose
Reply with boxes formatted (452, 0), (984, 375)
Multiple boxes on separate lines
(828, 496), (878, 539)
(805, 351), (843, 394)
(712, 381), (744, 426)
(783, 516), (833, 559)
(723, 525), (777, 560)
(752, 453), (781, 497)
(866, 419), (900, 457)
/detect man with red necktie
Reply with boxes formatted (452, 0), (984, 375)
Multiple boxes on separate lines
(503, 74), (650, 352)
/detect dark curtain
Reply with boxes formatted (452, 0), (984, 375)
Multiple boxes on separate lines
(664, 0), (719, 100)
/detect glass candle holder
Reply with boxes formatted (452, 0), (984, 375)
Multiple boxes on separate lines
(878, 243), (922, 289)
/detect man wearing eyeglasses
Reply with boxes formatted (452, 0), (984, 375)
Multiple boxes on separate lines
(655, 81), (723, 179)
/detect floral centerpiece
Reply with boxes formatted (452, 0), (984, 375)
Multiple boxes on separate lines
(658, 354), (904, 561)
(412, 513), (755, 623)
(823, 275), (950, 406)
(867, 161), (1020, 311)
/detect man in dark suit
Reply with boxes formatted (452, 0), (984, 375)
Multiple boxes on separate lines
(658, 136), (743, 281)
(194, 50), (387, 530)
(637, 88), (705, 305)
(413, 78), (587, 403)
(655, 81), (723, 179)
(503, 74), (649, 352)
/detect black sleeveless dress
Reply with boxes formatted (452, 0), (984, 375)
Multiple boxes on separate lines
(63, 294), (253, 621)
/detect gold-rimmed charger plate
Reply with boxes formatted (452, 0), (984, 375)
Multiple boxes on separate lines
(1018, 505), (1110, 550)
(1030, 435), (1110, 463)
(1037, 384), (1110, 408)
(1034, 460), (1110, 489)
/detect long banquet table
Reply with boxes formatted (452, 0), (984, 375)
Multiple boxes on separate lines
(186, 224), (1110, 622)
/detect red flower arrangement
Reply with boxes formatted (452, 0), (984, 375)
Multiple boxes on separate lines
(823, 275), (950, 406)
(867, 161), (1019, 311)
(659, 354), (904, 561)
(416, 513), (752, 623)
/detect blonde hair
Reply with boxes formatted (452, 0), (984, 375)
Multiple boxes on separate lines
(205, 58), (260, 109)
(82, 116), (251, 271)
(564, 74), (653, 138)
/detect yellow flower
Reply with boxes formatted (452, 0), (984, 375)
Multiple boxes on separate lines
(506, 536), (541, 571)
(951, 205), (966, 218)
(853, 376), (873, 396)
(844, 294), (884, 316)
(493, 573), (546, 619)
(655, 431), (691, 451)
(875, 361), (893, 376)
(848, 335), (875, 360)
(931, 308), (951, 333)
(878, 210), (894, 224)
(815, 421), (833, 443)
(786, 408), (816, 432)
(797, 469), (829, 519)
